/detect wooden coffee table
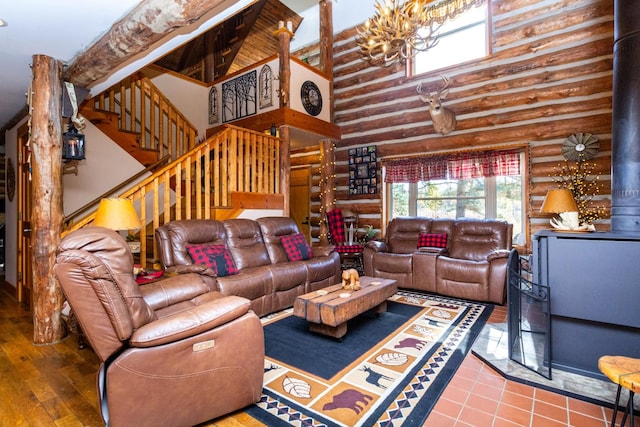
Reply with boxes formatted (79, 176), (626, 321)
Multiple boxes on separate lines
(293, 277), (397, 340)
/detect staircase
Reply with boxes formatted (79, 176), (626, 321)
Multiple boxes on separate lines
(81, 72), (198, 166)
(65, 125), (283, 269)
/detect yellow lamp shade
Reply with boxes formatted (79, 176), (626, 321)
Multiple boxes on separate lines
(540, 188), (579, 213)
(93, 198), (141, 230)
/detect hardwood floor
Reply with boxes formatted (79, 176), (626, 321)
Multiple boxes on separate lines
(0, 289), (102, 426)
(0, 288), (629, 427)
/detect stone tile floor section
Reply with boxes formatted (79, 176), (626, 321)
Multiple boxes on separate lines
(423, 304), (640, 427)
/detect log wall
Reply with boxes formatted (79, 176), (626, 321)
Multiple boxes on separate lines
(294, 0), (613, 251)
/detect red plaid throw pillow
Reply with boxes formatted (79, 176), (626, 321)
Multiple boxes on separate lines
(280, 233), (313, 261)
(417, 233), (448, 249)
(186, 244), (238, 276)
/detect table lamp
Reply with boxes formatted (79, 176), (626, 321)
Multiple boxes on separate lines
(540, 188), (579, 229)
(93, 198), (141, 231)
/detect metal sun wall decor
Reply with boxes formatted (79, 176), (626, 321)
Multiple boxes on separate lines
(222, 70), (257, 123)
(349, 146), (378, 195)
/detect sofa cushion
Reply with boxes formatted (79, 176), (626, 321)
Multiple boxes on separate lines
(280, 233), (312, 261)
(186, 244), (238, 276)
(418, 233), (448, 248)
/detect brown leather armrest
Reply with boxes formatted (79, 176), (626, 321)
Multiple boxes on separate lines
(312, 245), (334, 257)
(366, 240), (388, 252)
(487, 249), (511, 262)
(417, 247), (445, 254)
(140, 273), (210, 310)
(129, 295), (252, 347)
(164, 264), (217, 276)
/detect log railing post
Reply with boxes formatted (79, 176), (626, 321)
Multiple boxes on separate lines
(30, 54), (66, 344)
(274, 22), (293, 108)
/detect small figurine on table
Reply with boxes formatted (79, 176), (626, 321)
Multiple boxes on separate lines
(341, 268), (360, 291)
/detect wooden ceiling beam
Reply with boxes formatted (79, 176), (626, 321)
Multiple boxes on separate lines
(63, 0), (235, 88)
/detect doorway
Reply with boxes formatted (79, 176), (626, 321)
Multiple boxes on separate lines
(290, 167), (311, 241)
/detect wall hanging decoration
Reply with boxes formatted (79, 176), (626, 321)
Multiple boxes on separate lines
(348, 146), (377, 195)
(222, 70), (257, 123)
(208, 86), (218, 124)
(561, 132), (599, 162)
(259, 65), (273, 109)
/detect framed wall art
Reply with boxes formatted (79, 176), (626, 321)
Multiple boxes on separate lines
(348, 146), (377, 195)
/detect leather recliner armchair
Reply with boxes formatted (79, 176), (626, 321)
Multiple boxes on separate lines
(54, 227), (264, 427)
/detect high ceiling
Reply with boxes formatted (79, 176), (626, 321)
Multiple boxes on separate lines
(0, 0), (373, 137)
(154, 0), (303, 82)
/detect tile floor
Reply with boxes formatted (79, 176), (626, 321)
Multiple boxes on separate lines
(423, 305), (639, 427)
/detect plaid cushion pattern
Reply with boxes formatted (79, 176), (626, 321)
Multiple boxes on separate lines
(186, 244), (238, 276)
(280, 233), (313, 261)
(326, 208), (345, 244)
(417, 233), (448, 248)
(334, 244), (363, 253)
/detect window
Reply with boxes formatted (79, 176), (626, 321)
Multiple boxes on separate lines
(385, 150), (525, 244)
(412, 3), (489, 75)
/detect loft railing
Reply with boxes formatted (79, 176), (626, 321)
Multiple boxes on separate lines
(93, 72), (198, 161)
(65, 125), (281, 268)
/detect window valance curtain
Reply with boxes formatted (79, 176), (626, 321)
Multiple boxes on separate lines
(384, 149), (521, 183)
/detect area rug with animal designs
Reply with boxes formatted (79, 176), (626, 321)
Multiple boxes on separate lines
(245, 290), (493, 426)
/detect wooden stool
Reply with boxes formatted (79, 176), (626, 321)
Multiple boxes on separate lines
(599, 355), (640, 427)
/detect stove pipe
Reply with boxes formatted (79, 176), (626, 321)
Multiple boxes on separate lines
(611, 0), (640, 234)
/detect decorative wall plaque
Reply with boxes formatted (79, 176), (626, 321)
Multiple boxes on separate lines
(259, 65), (273, 109)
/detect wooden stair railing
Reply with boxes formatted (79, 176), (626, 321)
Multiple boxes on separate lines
(84, 72), (198, 165)
(64, 125), (282, 269)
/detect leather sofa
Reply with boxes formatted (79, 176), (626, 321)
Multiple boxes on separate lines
(363, 217), (512, 304)
(54, 226), (264, 427)
(156, 216), (341, 317)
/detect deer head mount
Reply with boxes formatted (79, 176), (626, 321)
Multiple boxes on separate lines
(417, 75), (457, 135)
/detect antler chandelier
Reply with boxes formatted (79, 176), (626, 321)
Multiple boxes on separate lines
(357, 0), (485, 66)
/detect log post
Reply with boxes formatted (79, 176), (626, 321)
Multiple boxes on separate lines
(319, 139), (336, 245)
(30, 54), (65, 344)
(274, 22), (293, 108)
(279, 125), (291, 216)
(319, 0), (335, 120)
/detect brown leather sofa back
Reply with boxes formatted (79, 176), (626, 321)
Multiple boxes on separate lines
(386, 217), (433, 253)
(448, 219), (512, 261)
(55, 227), (155, 360)
(223, 218), (272, 270)
(156, 219), (228, 267)
(256, 216), (299, 264)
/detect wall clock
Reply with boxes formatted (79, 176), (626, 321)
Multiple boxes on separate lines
(301, 80), (322, 116)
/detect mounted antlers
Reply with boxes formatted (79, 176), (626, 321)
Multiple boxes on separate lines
(416, 75), (457, 135)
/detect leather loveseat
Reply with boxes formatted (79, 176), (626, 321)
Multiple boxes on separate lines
(156, 216), (341, 317)
(363, 217), (512, 304)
